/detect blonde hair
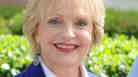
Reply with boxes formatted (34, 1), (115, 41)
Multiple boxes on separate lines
(23, 0), (105, 55)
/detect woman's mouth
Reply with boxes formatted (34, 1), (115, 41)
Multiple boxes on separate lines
(53, 42), (80, 53)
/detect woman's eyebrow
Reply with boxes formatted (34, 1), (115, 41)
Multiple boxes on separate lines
(47, 14), (64, 20)
(75, 15), (90, 22)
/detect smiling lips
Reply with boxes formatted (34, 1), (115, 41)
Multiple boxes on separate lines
(54, 42), (80, 53)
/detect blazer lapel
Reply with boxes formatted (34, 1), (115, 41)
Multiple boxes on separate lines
(15, 62), (97, 77)
(27, 62), (45, 77)
(15, 62), (45, 77)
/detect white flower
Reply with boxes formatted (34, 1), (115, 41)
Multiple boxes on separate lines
(11, 69), (18, 76)
(0, 34), (4, 38)
(100, 72), (108, 77)
(1, 63), (10, 70)
(100, 45), (104, 51)
(8, 52), (12, 56)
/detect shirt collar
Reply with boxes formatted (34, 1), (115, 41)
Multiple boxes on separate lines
(39, 56), (56, 77)
(39, 56), (89, 77)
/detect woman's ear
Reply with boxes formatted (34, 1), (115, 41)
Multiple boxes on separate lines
(33, 23), (41, 50)
(32, 23), (40, 44)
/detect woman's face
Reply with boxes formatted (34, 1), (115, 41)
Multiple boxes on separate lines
(35, 0), (94, 66)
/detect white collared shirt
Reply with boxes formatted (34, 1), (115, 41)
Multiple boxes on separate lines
(39, 56), (89, 77)
(127, 55), (138, 77)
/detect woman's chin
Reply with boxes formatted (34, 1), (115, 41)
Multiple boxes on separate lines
(51, 57), (80, 66)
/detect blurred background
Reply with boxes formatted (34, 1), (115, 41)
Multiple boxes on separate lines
(0, 0), (138, 77)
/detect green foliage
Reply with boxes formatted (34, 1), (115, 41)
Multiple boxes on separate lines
(8, 12), (24, 35)
(88, 33), (138, 77)
(0, 5), (23, 19)
(105, 8), (138, 37)
(0, 5), (23, 35)
(0, 17), (12, 34)
(0, 35), (32, 77)
(0, 34), (138, 77)
(0, 26), (12, 34)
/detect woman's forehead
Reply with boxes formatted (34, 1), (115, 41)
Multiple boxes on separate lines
(44, 0), (92, 8)
(47, 8), (90, 19)
(44, 0), (93, 19)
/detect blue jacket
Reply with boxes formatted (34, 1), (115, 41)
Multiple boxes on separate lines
(15, 62), (98, 77)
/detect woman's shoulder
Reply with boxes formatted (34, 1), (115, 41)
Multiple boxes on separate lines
(14, 62), (45, 77)
(15, 62), (99, 77)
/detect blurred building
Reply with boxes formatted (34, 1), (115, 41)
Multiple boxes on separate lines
(104, 0), (138, 10)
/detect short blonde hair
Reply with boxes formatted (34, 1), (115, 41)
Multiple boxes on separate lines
(23, 0), (105, 55)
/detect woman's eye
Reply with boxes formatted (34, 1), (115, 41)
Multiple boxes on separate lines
(76, 20), (87, 26)
(48, 19), (59, 24)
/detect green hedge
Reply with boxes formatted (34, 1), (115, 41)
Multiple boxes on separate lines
(0, 17), (11, 34)
(88, 33), (138, 77)
(8, 12), (24, 35)
(0, 5), (23, 19)
(0, 7), (138, 36)
(105, 8), (138, 37)
(0, 5), (24, 35)
(0, 35), (32, 77)
(0, 34), (138, 77)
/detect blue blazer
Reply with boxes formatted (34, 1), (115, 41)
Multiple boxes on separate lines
(15, 62), (98, 77)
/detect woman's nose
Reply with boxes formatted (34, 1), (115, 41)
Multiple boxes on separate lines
(60, 26), (76, 41)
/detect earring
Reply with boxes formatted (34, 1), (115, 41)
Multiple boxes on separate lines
(33, 53), (40, 66)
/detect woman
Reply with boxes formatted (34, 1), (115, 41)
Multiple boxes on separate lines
(15, 0), (105, 77)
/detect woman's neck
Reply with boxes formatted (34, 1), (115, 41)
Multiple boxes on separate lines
(42, 59), (82, 77)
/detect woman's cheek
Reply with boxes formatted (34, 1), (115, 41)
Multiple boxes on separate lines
(78, 30), (92, 46)
(41, 27), (57, 41)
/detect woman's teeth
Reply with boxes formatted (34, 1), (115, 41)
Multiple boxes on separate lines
(54, 43), (80, 53)
(56, 44), (75, 49)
